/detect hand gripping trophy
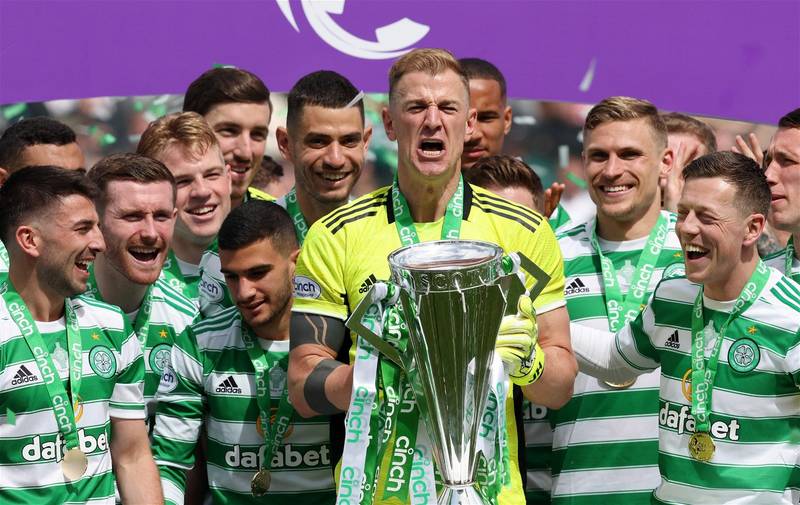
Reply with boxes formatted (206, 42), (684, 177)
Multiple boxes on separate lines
(340, 240), (549, 505)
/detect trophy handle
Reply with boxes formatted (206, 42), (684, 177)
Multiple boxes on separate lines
(345, 283), (405, 370)
(502, 252), (552, 316)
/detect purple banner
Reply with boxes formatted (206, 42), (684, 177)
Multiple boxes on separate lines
(1, 0), (798, 123)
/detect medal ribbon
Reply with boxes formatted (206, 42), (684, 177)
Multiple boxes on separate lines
(690, 261), (769, 433)
(391, 175), (464, 245)
(241, 325), (294, 477)
(336, 302), (383, 505)
(785, 236), (795, 278)
(2, 280), (83, 451)
(589, 213), (671, 332)
(89, 269), (155, 346)
(284, 187), (310, 245)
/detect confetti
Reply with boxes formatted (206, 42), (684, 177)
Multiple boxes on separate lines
(133, 101), (144, 112)
(212, 63), (237, 69)
(5, 408), (15, 426)
(345, 90), (365, 108)
(2, 103), (27, 120)
(558, 144), (570, 169)
(100, 133), (117, 146)
(512, 116), (536, 125)
(566, 172), (588, 189)
(579, 58), (597, 92)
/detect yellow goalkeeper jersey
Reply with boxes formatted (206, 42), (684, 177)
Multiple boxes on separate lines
(294, 182), (566, 505)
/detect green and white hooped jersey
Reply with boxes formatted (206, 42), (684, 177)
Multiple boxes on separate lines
(198, 197), (292, 319)
(84, 275), (197, 418)
(615, 269), (800, 504)
(530, 212), (683, 504)
(0, 295), (144, 504)
(765, 246), (800, 284)
(152, 307), (336, 505)
(161, 251), (202, 306)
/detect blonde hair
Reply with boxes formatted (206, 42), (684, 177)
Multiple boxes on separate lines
(137, 112), (219, 162)
(584, 96), (667, 148)
(388, 48), (468, 101)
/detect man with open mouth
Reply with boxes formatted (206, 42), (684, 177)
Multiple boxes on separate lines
(763, 108), (800, 284)
(198, 70), (371, 318)
(137, 112), (232, 305)
(0, 166), (160, 504)
(83, 153), (197, 425)
(568, 151), (800, 504)
(184, 66), (274, 208)
(547, 97), (683, 504)
(287, 48), (575, 505)
(0, 117), (87, 278)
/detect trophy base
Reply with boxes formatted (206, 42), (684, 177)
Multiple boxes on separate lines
(439, 484), (487, 505)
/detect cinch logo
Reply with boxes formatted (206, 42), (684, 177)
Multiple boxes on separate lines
(385, 435), (412, 492)
(338, 465), (365, 505)
(358, 274), (377, 294)
(215, 376), (243, 394)
(564, 278), (590, 295)
(11, 364), (39, 385)
(658, 401), (740, 441)
(345, 386), (372, 443)
(199, 278), (224, 303)
(409, 444), (433, 504)
(22, 430), (108, 463)
(225, 443), (330, 469)
(8, 302), (34, 337)
(479, 391), (498, 438)
(665, 330), (681, 350)
(630, 263), (655, 300)
(294, 276), (321, 299)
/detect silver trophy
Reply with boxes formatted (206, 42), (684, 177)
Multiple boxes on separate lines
(347, 240), (550, 504)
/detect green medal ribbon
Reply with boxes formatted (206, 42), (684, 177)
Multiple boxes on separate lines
(88, 269), (154, 346)
(690, 261), (770, 432)
(785, 236), (795, 279)
(240, 325), (295, 483)
(2, 280), (83, 451)
(284, 187), (310, 245)
(391, 175), (464, 245)
(589, 213), (671, 332)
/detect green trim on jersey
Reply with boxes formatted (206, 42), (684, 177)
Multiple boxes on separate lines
(533, 213), (682, 504)
(764, 245), (800, 284)
(294, 183), (566, 505)
(0, 294), (144, 504)
(615, 268), (800, 504)
(84, 272), (197, 417)
(0, 239), (8, 276)
(548, 203), (572, 234)
(152, 307), (335, 505)
(162, 250), (203, 304)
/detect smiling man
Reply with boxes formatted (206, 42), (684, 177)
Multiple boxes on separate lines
(152, 201), (335, 505)
(137, 112), (232, 304)
(287, 48), (574, 505)
(183, 67), (273, 207)
(548, 96), (682, 504)
(198, 70), (371, 317)
(763, 108), (800, 283)
(0, 166), (161, 504)
(84, 153), (197, 422)
(568, 151), (800, 504)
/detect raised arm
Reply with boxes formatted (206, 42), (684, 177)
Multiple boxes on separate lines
(289, 312), (353, 418)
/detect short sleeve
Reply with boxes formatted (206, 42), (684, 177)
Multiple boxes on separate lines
(293, 219), (349, 321)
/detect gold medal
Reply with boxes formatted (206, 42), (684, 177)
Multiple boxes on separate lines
(251, 468), (271, 496)
(61, 447), (88, 480)
(688, 432), (715, 462)
(603, 377), (636, 389)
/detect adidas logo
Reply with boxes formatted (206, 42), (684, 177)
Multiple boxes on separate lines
(215, 376), (243, 394)
(665, 330), (680, 349)
(359, 274), (378, 294)
(11, 364), (38, 385)
(565, 277), (590, 295)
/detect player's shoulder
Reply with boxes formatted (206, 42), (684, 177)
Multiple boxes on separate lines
(651, 271), (696, 304)
(764, 266), (800, 314)
(72, 294), (127, 330)
(152, 278), (199, 320)
(469, 183), (545, 234)
(190, 306), (242, 349)
(763, 246), (788, 268)
(316, 185), (392, 236)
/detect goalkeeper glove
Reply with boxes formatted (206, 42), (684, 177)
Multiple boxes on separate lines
(496, 294), (545, 386)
